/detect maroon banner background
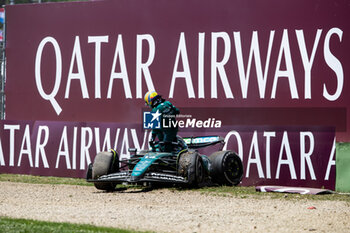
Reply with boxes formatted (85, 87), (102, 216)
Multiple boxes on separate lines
(0, 120), (336, 189)
(4, 0), (350, 141)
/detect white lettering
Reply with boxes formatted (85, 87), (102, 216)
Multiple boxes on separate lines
(196, 120), (203, 128)
(120, 128), (130, 161)
(113, 128), (121, 151)
(80, 127), (93, 170)
(65, 36), (89, 99)
(169, 32), (195, 98)
(107, 34), (132, 98)
(88, 36), (109, 98)
(136, 34), (156, 98)
(35, 37), (62, 115)
(300, 131), (316, 180)
(323, 28), (343, 101)
(275, 131), (296, 179)
(246, 131), (265, 178)
(94, 128), (112, 153)
(186, 118), (196, 128)
(131, 129), (149, 151)
(0, 137), (4, 166)
(264, 131), (276, 179)
(56, 126), (72, 169)
(18, 125), (33, 167)
(211, 32), (233, 98)
(234, 31), (274, 98)
(35, 126), (50, 168)
(198, 32), (205, 98)
(325, 138), (336, 180)
(271, 29), (299, 99)
(4, 124), (20, 167)
(296, 29), (322, 99)
(72, 127), (78, 170)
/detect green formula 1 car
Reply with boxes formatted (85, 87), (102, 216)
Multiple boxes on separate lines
(86, 136), (243, 191)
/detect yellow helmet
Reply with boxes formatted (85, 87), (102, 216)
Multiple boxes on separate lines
(144, 91), (159, 106)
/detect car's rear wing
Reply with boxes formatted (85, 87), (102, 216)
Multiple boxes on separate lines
(182, 136), (224, 149)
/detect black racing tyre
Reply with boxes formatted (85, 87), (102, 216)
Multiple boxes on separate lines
(92, 151), (119, 191)
(177, 150), (204, 187)
(209, 150), (243, 186)
(86, 163), (93, 180)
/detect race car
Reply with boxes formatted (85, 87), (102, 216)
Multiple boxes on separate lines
(86, 135), (243, 191)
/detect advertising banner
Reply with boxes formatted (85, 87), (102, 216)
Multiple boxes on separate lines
(0, 120), (336, 189)
(4, 0), (350, 140)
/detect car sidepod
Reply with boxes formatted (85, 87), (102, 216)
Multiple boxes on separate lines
(131, 152), (171, 181)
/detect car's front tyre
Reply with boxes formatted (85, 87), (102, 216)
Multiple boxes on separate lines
(91, 150), (119, 191)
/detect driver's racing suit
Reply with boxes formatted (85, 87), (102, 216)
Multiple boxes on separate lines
(150, 100), (180, 152)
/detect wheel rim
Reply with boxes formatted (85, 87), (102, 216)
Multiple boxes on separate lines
(223, 154), (242, 183)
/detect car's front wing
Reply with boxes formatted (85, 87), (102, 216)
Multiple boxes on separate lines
(87, 171), (187, 184)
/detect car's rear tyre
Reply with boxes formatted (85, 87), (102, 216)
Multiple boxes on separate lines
(177, 150), (204, 187)
(92, 151), (119, 191)
(209, 150), (243, 186)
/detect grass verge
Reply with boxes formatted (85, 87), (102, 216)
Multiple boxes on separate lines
(0, 216), (151, 233)
(0, 173), (92, 186)
(1, 173), (350, 202)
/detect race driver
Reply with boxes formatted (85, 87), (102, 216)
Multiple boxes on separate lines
(144, 91), (180, 152)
